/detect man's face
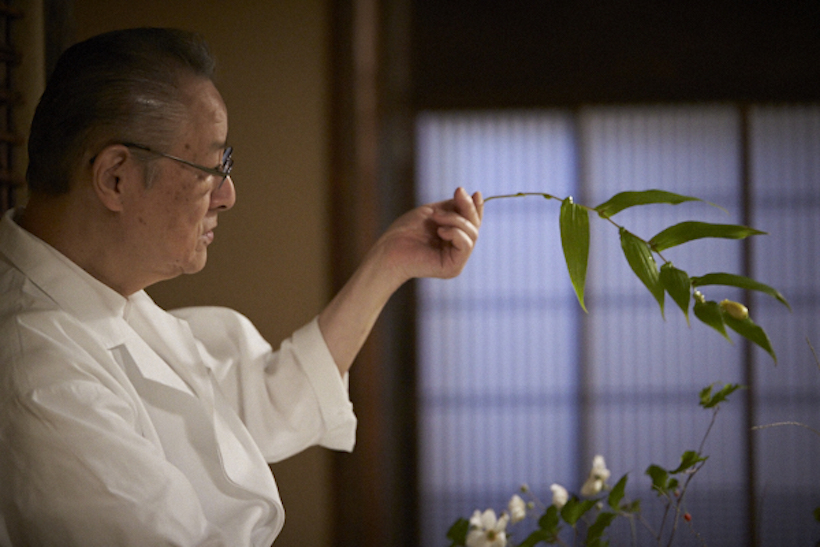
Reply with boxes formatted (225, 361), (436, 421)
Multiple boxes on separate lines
(122, 77), (235, 284)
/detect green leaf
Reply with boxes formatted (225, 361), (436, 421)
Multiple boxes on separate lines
(560, 497), (598, 526)
(608, 474), (628, 511)
(446, 518), (470, 546)
(519, 530), (554, 547)
(586, 511), (618, 547)
(560, 197), (590, 312)
(646, 465), (669, 496)
(660, 263), (691, 324)
(721, 311), (778, 364)
(693, 300), (731, 341)
(699, 383), (745, 409)
(593, 189), (714, 219)
(649, 222), (766, 252)
(538, 504), (560, 536)
(691, 272), (791, 311)
(813, 507), (820, 522)
(620, 228), (665, 315)
(670, 450), (708, 474)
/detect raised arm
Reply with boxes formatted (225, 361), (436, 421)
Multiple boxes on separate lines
(318, 187), (484, 375)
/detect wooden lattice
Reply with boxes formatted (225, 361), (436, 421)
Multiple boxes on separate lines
(0, 1), (22, 214)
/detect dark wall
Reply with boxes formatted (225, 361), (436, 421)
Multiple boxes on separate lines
(413, 2), (820, 108)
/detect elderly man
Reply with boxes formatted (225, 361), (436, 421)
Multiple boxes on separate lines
(0, 28), (482, 546)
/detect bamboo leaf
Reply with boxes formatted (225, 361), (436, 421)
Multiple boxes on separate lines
(721, 311), (778, 364)
(620, 228), (665, 315)
(660, 263), (691, 324)
(560, 197), (590, 312)
(649, 222), (766, 252)
(693, 300), (731, 341)
(691, 272), (791, 311)
(594, 189), (718, 219)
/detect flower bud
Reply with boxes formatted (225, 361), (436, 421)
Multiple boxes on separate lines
(694, 290), (705, 304)
(508, 494), (527, 524)
(550, 483), (569, 509)
(719, 299), (749, 320)
(684, 512), (692, 522)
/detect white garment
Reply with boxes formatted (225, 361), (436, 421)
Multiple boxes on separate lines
(0, 209), (357, 546)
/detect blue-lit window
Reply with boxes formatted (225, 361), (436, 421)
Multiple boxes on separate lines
(415, 105), (820, 546)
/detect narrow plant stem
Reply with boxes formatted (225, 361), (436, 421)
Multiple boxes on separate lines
(483, 192), (559, 203)
(665, 407), (719, 547)
(807, 337), (820, 371)
(483, 192), (672, 264)
(752, 421), (820, 438)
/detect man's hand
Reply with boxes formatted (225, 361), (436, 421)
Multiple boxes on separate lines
(318, 188), (483, 374)
(371, 187), (484, 285)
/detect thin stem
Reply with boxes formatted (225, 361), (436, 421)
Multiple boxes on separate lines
(752, 421), (820, 438)
(483, 192), (672, 264)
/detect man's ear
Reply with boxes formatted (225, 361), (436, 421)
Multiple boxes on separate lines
(90, 145), (136, 212)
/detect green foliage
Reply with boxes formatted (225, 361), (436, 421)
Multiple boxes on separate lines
(691, 273), (791, 310)
(587, 512), (618, 547)
(560, 197), (590, 312)
(594, 189), (714, 218)
(693, 300), (731, 341)
(814, 507), (820, 522)
(648, 221), (766, 252)
(722, 312), (777, 363)
(670, 450), (708, 474)
(561, 497), (599, 526)
(446, 517), (469, 546)
(620, 228), (665, 315)
(660, 263), (692, 324)
(484, 188), (786, 363)
(699, 383), (744, 409)
(608, 475), (628, 511)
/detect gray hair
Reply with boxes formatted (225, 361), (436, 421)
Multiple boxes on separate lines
(26, 27), (216, 194)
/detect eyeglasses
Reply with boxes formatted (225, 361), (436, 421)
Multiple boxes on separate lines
(123, 142), (234, 190)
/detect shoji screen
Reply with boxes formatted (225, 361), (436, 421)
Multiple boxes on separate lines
(416, 105), (820, 546)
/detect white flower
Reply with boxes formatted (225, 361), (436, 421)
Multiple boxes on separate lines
(581, 455), (611, 497)
(466, 509), (509, 547)
(507, 494), (527, 524)
(550, 483), (568, 509)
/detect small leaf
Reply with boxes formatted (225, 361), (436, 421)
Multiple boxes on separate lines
(813, 507), (820, 522)
(660, 263), (691, 324)
(608, 474), (628, 511)
(670, 450), (708, 474)
(561, 496), (598, 526)
(587, 511), (618, 546)
(646, 465), (669, 496)
(693, 299), (731, 341)
(721, 311), (778, 364)
(560, 197), (590, 312)
(691, 272), (791, 311)
(620, 228), (665, 315)
(519, 530), (553, 547)
(594, 189), (715, 218)
(649, 222), (766, 252)
(700, 383), (745, 409)
(446, 518), (470, 546)
(538, 504), (560, 535)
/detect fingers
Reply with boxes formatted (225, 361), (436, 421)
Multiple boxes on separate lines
(437, 224), (475, 251)
(453, 187), (483, 229)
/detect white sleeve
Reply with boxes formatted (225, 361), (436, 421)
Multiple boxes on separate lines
(170, 307), (357, 463)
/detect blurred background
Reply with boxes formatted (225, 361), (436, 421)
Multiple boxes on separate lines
(6, 1), (820, 545)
